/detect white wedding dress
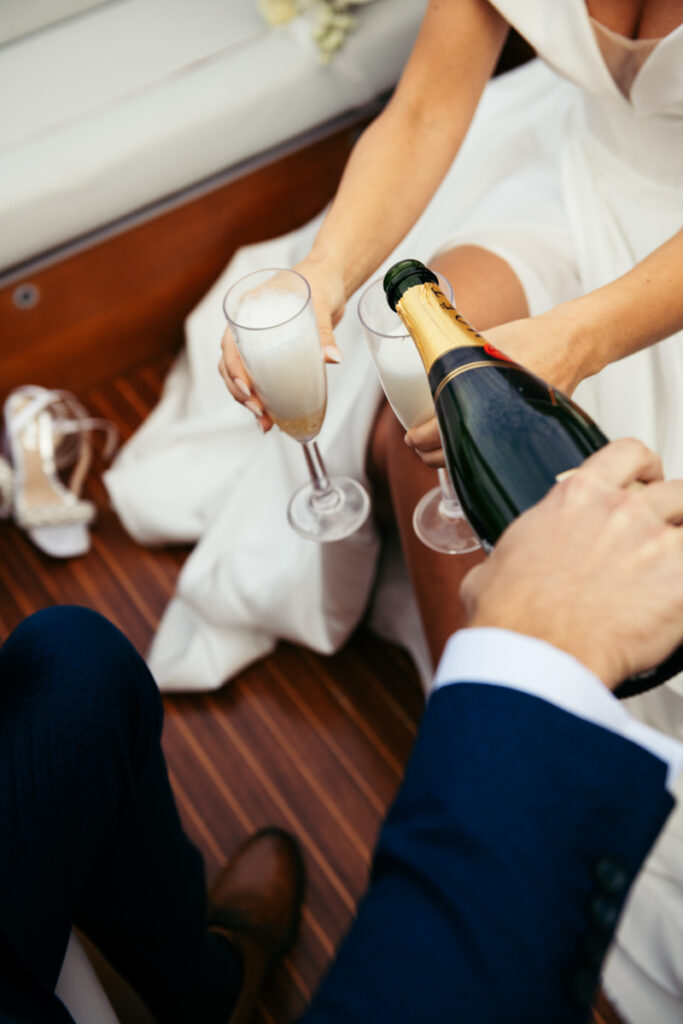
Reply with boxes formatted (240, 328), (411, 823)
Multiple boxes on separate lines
(105, 2), (683, 1020)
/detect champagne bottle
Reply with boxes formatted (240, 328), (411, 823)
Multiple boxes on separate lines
(383, 257), (681, 699)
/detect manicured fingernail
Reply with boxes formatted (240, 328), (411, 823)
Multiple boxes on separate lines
(404, 434), (413, 447)
(256, 418), (266, 433)
(235, 378), (251, 397)
(246, 400), (263, 418)
(323, 344), (343, 364)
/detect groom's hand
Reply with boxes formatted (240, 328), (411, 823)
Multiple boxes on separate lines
(460, 438), (683, 689)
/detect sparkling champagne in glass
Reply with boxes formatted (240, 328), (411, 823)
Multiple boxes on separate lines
(224, 268), (370, 542)
(358, 274), (479, 554)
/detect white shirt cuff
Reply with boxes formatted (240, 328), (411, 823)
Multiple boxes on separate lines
(434, 628), (683, 793)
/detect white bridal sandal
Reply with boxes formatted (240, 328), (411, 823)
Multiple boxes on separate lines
(3, 386), (118, 558)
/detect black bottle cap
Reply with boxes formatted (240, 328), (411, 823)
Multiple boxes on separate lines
(383, 259), (439, 311)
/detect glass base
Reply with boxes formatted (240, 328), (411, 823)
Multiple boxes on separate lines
(287, 476), (370, 543)
(413, 486), (480, 555)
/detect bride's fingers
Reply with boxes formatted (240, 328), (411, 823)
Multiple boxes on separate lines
(580, 437), (664, 487)
(414, 448), (446, 469)
(219, 330), (271, 428)
(217, 358), (240, 400)
(405, 417), (442, 452)
(217, 355), (273, 431)
(323, 343), (343, 364)
(220, 327), (256, 405)
(314, 313), (343, 365)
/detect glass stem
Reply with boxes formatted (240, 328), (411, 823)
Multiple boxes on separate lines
(437, 467), (463, 520)
(302, 441), (341, 511)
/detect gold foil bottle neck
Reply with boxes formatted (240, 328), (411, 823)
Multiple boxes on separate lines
(395, 282), (485, 372)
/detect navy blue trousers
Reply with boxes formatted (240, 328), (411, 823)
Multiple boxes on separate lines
(0, 606), (241, 1024)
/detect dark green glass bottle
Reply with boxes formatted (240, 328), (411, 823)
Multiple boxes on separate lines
(383, 257), (679, 698)
(384, 258), (608, 547)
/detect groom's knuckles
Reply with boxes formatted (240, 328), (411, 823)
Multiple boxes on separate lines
(583, 437), (662, 485)
(642, 480), (683, 525)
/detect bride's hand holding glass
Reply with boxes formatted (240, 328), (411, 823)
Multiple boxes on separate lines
(221, 266), (370, 542)
(218, 255), (346, 430)
(358, 275), (479, 555)
(403, 415), (447, 468)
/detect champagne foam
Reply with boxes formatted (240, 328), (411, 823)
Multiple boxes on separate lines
(236, 289), (304, 330)
(235, 289), (326, 427)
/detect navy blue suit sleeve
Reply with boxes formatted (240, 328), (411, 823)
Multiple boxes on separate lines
(302, 683), (674, 1024)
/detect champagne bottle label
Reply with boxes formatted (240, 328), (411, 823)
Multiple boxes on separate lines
(395, 283), (485, 371)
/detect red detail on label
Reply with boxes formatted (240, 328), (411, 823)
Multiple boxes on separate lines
(484, 342), (513, 362)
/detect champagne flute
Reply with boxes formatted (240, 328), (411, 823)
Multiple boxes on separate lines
(358, 274), (480, 554)
(224, 268), (370, 542)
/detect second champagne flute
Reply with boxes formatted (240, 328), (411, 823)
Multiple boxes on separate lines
(358, 274), (480, 555)
(224, 268), (370, 542)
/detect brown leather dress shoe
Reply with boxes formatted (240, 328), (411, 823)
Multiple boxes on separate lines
(207, 827), (305, 1024)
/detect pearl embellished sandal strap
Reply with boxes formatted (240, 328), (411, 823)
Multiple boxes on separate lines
(5, 387), (118, 463)
(14, 497), (96, 529)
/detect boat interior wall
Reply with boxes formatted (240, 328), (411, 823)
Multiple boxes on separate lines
(0, 0), (426, 397)
(0, 123), (363, 399)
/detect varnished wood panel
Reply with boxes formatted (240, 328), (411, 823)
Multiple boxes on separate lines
(0, 125), (360, 399)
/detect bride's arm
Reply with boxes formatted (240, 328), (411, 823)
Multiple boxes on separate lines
(306, 0), (509, 299)
(455, 227), (683, 399)
(220, 0), (509, 425)
(534, 227), (683, 391)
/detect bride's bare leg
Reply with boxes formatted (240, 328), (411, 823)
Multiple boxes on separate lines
(368, 245), (530, 667)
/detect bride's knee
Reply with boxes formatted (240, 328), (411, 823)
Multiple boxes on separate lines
(431, 244), (529, 328)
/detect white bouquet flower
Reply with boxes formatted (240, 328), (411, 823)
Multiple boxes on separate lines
(258, 0), (377, 62)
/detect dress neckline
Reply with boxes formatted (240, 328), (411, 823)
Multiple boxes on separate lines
(589, 15), (661, 98)
(589, 16), (661, 47)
